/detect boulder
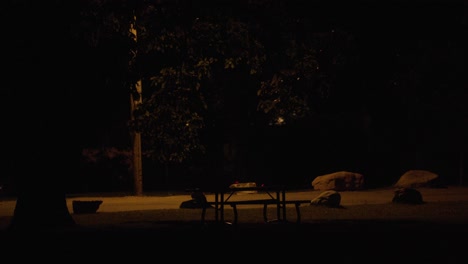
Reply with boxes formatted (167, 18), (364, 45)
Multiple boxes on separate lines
(392, 187), (424, 204)
(72, 200), (103, 214)
(394, 170), (441, 188)
(179, 191), (212, 209)
(312, 171), (364, 191)
(310, 190), (342, 207)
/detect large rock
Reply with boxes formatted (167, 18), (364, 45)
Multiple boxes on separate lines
(394, 170), (441, 188)
(310, 190), (341, 207)
(392, 187), (424, 204)
(311, 171), (364, 191)
(179, 191), (212, 209)
(72, 200), (103, 214)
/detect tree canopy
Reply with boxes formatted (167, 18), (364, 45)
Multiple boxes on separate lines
(66, 0), (467, 187)
(75, 0), (343, 163)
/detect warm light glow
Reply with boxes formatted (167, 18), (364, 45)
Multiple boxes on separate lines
(276, 116), (285, 125)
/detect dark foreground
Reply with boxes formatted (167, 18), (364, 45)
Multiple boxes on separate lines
(2, 195), (468, 261)
(1, 220), (467, 262)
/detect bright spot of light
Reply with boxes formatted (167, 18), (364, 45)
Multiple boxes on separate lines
(276, 116), (285, 125)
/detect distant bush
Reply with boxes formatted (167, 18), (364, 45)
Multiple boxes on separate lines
(75, 148), (134, 193)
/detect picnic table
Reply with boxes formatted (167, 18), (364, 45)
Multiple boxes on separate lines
(200, 185), (310, 225)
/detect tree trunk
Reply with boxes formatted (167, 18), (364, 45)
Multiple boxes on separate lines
(130, 15), (144, 196)
(9, 193), (75, 231)
(8, 140), (77, 231)
(8, 171), (76, 231)
(5, 1), (78, 231)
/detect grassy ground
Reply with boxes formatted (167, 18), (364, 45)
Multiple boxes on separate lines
(1, 201), (468, 262)
(68, 201), (468, 226)
(2, 200), (468, 229)
(2, 188), (468, 261)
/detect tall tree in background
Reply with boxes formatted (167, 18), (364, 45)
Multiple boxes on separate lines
(74, 0), (349, 189)
(76, 0), (142, 193)
(128, 0), (330, 187)
(74, 0), (329, 189)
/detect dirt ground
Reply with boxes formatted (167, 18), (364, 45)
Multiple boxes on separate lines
(60, 185), (468, 212)
(1, 185), (467, 216)
(1, 186), (468, 261)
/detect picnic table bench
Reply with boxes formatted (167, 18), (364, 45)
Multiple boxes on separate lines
(194, 186), (311, 225)
(201, 198), (311, 225)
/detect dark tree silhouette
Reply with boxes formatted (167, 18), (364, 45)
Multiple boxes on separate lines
(5, 1), (81, 230)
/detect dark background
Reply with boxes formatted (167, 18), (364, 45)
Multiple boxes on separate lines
(1, 0), (466, 195)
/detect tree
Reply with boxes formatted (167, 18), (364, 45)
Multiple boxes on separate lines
(75, 0), (142, 193)
(69, 0), (355, 191)
(5, 1), (82, 230)
(127, 0), (331, 187)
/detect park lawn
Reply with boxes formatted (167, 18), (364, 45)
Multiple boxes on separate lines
(69, 201), (468, 228)
(2, 201), (468, 231)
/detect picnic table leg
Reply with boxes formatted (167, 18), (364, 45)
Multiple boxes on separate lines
(294, 202), (301, 223)
(214, 192), (219, 222)
(263, 204), (269, 222)
(276, 191), (281, 220)
(201, 207), (206, 224)
(231, 204), (238, 225)
(282, 189), (287, 222)
(220, 192), (224, 222)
